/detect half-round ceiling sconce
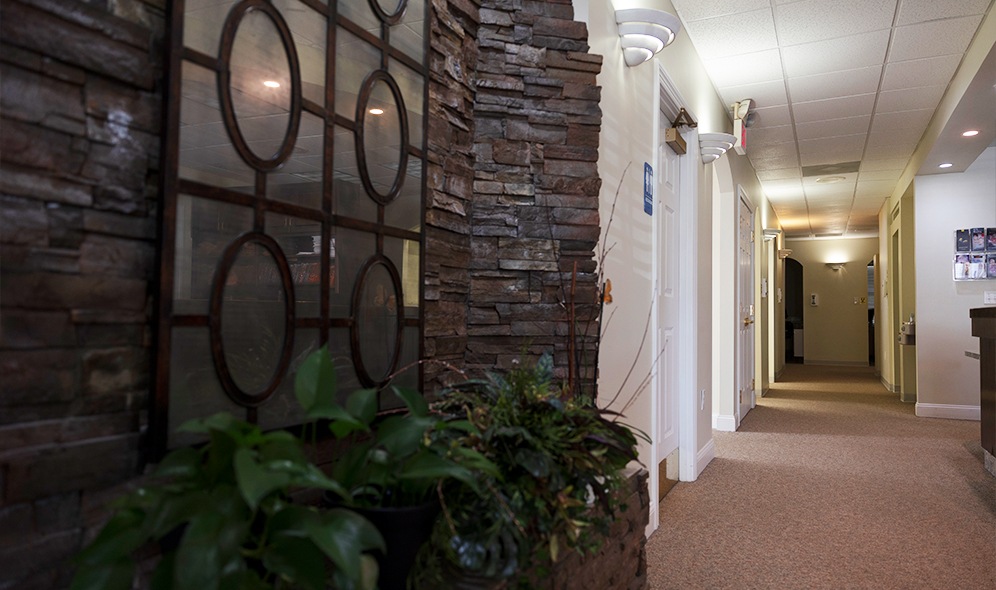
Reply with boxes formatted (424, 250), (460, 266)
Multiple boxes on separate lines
(699, 132), (737, 163)
(615, 8), (682, 67)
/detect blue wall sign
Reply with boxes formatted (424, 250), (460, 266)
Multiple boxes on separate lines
(643, 162), (653, 216)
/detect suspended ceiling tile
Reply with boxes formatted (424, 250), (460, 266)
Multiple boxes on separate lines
(749, 104), (793, 128)
(685, 8), (778, 60)
(856, 179), (898, 198)
(761, 178), (804, 200)
(851, 197), (888, 214)
(798, 133), (866, 155)
(704, 49), (784, 87)
(719, 80), (789, 111)
(781, 30), (890, 78)
(786, 65), (882, 103)
(749, 125), (796, 146)
(800, 147), (864, 167)
(749, 152), (801, 170)
(672, 0), (772, 22)
(750, 141), (799, 161)
(795, 115), (872, 140)
(859, 157), (908, 171)
(895, 0), (990, 26)
(881, 54), (963, 91)
(756, 166), (802, 181)
(803, 182), (857, 200)
(773, 0), (896, 46)
(857, 169), (902, 182)
(793, 93), (876, 123)
(875, 85), (947, 113)
(863, 143), (916, 160)
(889, 15), (983, 62)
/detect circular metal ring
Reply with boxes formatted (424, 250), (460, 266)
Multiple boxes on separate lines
(350, 254), (404, 388)
(368, 0), (408, 25)
(355, 69), (410, 206)
(209, 232), (296, 406)
(217, 0), (302, 171)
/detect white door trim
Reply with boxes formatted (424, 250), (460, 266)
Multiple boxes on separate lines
(736, 186), (756, 427)
(651, 63), (700, 490)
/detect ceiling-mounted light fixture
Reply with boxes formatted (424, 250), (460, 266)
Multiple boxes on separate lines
(962, 130), (980, 137)
(615, 8), (682, 67)
(700, 132), (737, 163)
(938, 162), (953, 168)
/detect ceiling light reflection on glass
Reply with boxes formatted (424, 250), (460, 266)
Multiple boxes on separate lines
(263, 80), (281, 88)
(368, 108), (385, 115)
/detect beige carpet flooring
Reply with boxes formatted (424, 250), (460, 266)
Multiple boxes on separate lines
(645, 364), (996, 590)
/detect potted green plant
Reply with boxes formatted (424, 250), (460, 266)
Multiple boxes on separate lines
(430, 354), (643, 587)
(295, 347), (496, 590)
(71, 411), (383, 590)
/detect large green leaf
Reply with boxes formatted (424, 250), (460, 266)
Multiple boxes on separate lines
(234, 448), (291, 510)
(262, 537), (326, 590)
(295, 346), (337, 416)
(375, 415), (435, 457)
(346, 388), (379, 426)
(304, 509), (384, 582)
(69, 558), (133, 590)
(393, 387), (429, 417)
(151, 447), (201, 481)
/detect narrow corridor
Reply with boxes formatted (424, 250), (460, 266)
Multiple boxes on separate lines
(646, 364), (996, 589)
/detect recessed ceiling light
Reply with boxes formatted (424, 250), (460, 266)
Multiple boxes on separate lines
(368, 108), (385, 115)
(938, 163), (953, 168)
(815, 176), (846, 184)
(962, 130), (979, 137)
(263, 80), (280, 88)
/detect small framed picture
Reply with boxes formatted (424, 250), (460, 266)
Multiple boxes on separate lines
(956, 229), (971, 252)
(987, 228), (996, 251)
(971, 227), (986, 252)
(988, 253), (996, 278)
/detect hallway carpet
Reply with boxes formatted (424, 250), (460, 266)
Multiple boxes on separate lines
(645, 364), (996, 590)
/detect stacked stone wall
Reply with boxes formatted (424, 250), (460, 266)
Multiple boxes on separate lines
(0, 1), (165, 586)
(467, 0), (603, 385)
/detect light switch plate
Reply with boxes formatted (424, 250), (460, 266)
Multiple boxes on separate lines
(985, 291), (996, 305)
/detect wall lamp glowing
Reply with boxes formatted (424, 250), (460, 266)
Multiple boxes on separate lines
(825, 262), (845, 271)
(615, 8), (682, 67)
(699, 132), (737, 163)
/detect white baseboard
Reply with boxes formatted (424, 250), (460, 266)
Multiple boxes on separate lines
(713, 414), (736, 432)
(804, 359), (869, 367)
(695, 439), (716, 478)
(915, 403), (980, 421)
(881, 377), (899, 393)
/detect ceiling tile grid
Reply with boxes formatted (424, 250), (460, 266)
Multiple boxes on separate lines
(669, 0), (994, 237)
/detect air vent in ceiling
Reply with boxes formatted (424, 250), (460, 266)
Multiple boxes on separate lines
(801, 161), (860, 177)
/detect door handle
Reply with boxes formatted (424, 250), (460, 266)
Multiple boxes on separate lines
(743, 316), (754, 327)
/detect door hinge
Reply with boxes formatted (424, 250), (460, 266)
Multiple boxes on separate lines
(751, 231), (755, 243)
(751, 378), (755, 391)
(739, 389), (743, 404)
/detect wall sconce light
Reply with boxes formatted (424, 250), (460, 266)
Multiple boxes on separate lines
(700, 132), (737, 163)
(762, 228), (782, 241)
(615, 8), (682, 67)
(825, 262), (845, 271)
(778, 248), (793, 259)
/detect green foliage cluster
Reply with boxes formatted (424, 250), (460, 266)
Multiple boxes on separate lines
(71, 413), (383, 590)
(295, 346), (496, 509)
(432, 354), (642, 581)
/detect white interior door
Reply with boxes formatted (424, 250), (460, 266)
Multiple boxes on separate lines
(656, 138), (680, 458)
(737, 194), (755, 425)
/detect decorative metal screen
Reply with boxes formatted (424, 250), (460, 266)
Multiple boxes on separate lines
(155, 0), (427, 451)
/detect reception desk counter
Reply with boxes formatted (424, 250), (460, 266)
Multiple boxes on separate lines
(970, 307), (996, 476)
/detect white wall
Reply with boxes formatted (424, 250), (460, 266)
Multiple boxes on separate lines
(913, 146), (996, 419)
(782, 237), (879, 365)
